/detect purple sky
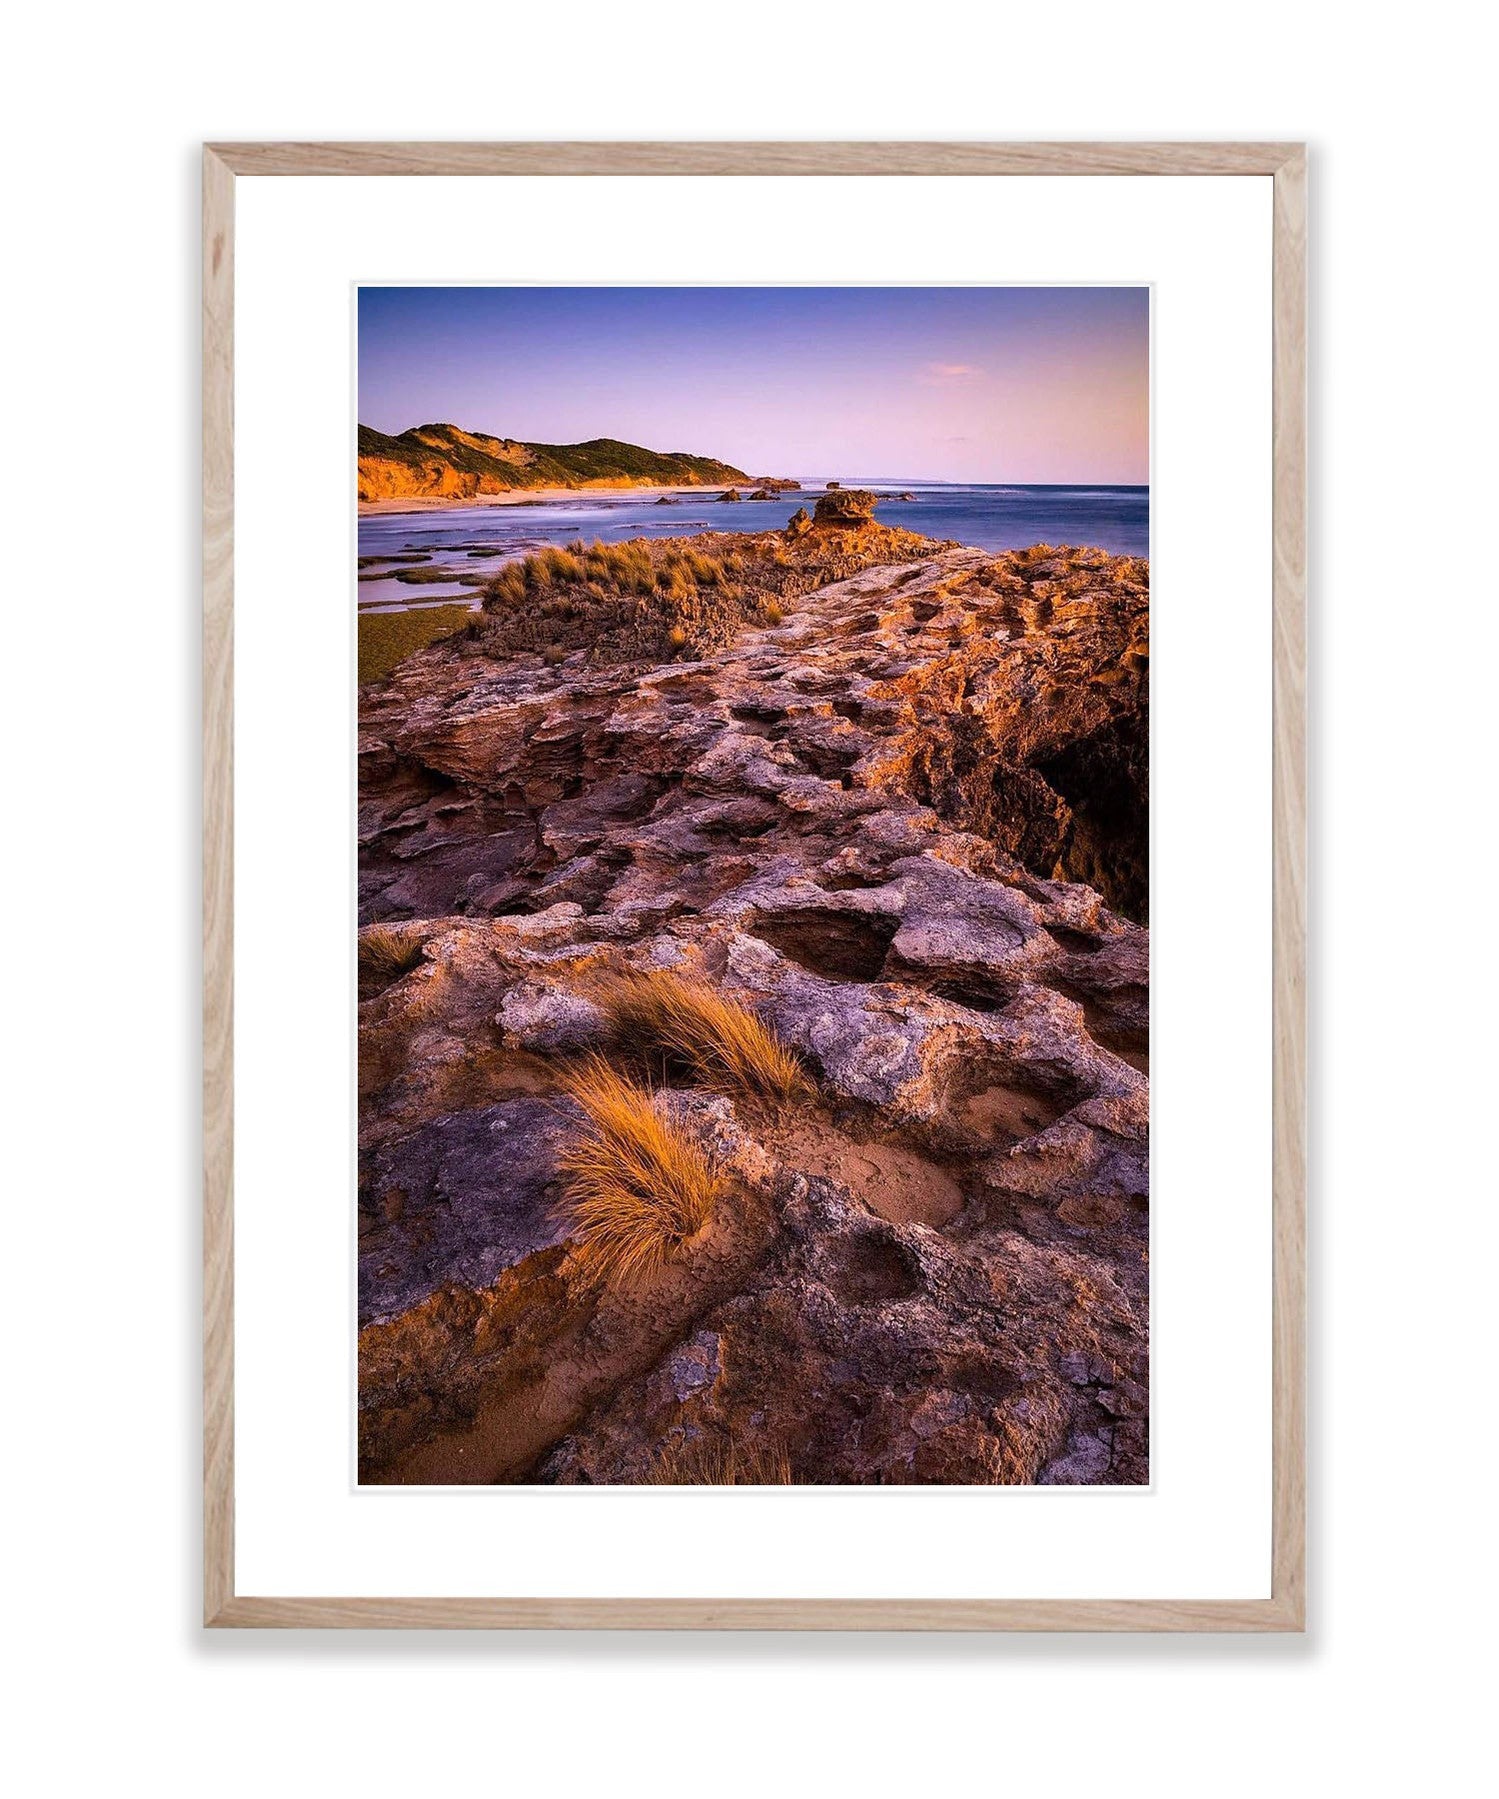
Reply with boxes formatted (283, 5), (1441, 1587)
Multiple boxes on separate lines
(358, 287), (1149, 484)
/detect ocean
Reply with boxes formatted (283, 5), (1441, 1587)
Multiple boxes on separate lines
(356, 482), (1149, 611)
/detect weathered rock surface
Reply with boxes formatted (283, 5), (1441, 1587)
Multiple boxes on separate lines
(813, 487), (881, 525)
(360, 1098), (572, 1326)
(357, 533), (1149, 1484)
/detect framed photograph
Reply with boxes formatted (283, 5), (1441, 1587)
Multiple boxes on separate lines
(204, 141), (1305, 1629)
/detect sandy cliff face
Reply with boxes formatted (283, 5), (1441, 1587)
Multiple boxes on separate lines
(357, 530), (1149, 1485)
(357, 455), (479, 501)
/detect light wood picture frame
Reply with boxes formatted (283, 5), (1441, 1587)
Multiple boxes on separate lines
(203, 140), (1306, 1631)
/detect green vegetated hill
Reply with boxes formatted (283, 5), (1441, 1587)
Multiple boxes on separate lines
(358, 421), (751, 501)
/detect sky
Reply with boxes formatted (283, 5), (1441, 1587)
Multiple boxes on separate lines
(358, 287), (1148, 484)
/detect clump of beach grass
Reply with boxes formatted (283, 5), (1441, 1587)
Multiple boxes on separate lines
(469, 525), (941, 668)
(556, 1057), (721, 1288)
(597, 969), (811, 1108)
(646, 1434), (793, 1486)
(485, 540), (699, 612)
(357, 924), (425, 998)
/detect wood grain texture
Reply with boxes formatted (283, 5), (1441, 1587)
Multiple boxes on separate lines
(211, 1595), (1302, 1631)
(201, 140), (1308, 1630)
(207, 140), (1299, 178)
(203, 145), (235, 1627)
(1270, 146), (1308, 1631)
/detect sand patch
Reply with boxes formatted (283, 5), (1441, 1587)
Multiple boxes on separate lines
(777, 1122), (964, 1228)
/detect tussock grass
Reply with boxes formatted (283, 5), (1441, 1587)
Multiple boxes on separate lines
(467, 525), (943, 668)
(556, 1058), (721, 1287)
(485, 540), (713, 612)
(476, 539), (740, 661)
(647, 1434), (793, 1486)
(597, 969), (811, 1108)
(358, 924), (425, 998)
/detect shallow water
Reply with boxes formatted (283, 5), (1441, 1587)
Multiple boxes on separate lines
(356, 481), (1148, 609)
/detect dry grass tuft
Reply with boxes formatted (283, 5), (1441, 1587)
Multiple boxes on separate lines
(556, 1058), (721, 1287)
(647, 1433), (793, 1485)
(358, 924), (425, 998)
(464, 525), (942, 668)
(597, 969), (812, 1107)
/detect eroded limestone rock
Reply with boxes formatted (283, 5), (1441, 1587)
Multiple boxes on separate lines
(357, 537), (1150, 1485)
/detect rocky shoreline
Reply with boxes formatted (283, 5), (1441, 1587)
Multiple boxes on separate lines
(357, 497), (1149, 1485)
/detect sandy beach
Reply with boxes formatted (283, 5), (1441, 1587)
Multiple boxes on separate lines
(357, 483), (742, 516)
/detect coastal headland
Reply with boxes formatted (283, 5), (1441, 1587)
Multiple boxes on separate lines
(358, 419), (799, 506)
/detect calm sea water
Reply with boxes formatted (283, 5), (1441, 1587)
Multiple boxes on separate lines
(356, 482), (1149, 610)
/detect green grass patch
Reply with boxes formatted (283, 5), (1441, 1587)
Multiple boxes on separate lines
(359, 603), (475, 684)
(393, 564), (468, 585)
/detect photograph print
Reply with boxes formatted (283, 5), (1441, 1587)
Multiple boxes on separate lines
(355, 285), (1150, 1487)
